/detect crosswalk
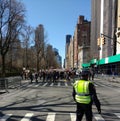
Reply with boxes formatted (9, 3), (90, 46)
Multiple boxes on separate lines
(20, 81), (114, 89)
(20, 113), (34, 121)
(10, 79), (111, 89)
(21, 81), (73, 88)
(0, 112), (120, 121)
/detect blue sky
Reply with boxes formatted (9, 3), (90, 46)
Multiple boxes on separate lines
(21, 0), (91, 64)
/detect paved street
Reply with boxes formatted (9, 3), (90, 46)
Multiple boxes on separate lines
(0, 78), (120, 121)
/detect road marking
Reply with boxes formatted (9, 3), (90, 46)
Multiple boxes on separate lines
(0, 114), (12, 121)
(94, 114), (105, 121)
(71, 82), (73, 86)
(65, 82), (68, 86)
(43, 83), (48, 87)
(46, 112), (56, 121)
(34, 84), (39, 87)
(27, 84), (34, 87)
(58, 82), (60, 86)
(50, 83), (54, 86)
(114, 113), (120, 118)
(1, 112), (120, 120)
(21, 113), (34, 121)
(95, 84), (98, 87)
(70, 113), (76, 121)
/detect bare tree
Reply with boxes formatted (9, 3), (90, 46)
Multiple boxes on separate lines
(6, 39), (22, 71)
(34, 24), (45, 71)
(0, 0), (25, 76)
(45, 44), (59, 69)
(21, 25), (34, 69)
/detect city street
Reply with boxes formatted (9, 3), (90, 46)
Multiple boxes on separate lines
(1, 0), (120, 120)
(0, 78), (120, 121)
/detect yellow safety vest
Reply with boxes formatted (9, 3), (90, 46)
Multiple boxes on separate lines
(73, 80), (91, 104)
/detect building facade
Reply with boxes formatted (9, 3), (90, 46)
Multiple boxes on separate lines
(116, 0), (120, 54)
(90, 0), (101, 59)
(90, 0), (120, 75)
(74, 16), (91, 69)
(91, 0), (117, 60)
(68, 37), (74, 69)
(65, 16), (91, 70)
(54, 48), (62, 68)
(65, 35), (72, 69)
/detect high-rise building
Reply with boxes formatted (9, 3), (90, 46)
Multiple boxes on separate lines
(65, 35), (72, 69)
(116, 0), (120, 54)
(68, 37), (74, 69)
(90, 0), (101, 59)
(90, 0), (120, 75)
(91, 0), (117, 59)
(74, 16), (91, 69)
(53, 48), (62, 68)
(35, 24), (44, 42)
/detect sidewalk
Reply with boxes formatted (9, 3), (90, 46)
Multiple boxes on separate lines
(108, 76), (120, 83)
(95, 74), (120, 83)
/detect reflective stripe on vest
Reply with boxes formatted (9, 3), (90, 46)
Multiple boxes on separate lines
(74, 80), (91, 104)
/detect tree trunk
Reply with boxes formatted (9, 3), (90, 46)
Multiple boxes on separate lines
(1, 54), (6, 77)
(36, 53), (39, 72)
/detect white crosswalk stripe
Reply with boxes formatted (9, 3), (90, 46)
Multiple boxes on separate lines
(20, 113), (34, 121)
(70, 113), (76, 121)
(114, 113), (120, 118)
(27, 84), (34, 87)
(58, 82), (60, 86)
(46, 112), (56, 121)
(34, 84), (39, 87)
(0, 114), (12, 121)
(0, 112), (120, 121)
(65, 82), (68, 86)
(43, 82), (48, 86)
(94, 114), (105, 121)
(50, 83), (54, 86)
(22, 81), (73, 87)
(37, 82), (72, 87)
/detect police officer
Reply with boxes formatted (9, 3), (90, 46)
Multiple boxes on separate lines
(72, 70), (101, 121)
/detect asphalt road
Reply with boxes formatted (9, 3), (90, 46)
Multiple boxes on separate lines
(0, 78), (120, 121)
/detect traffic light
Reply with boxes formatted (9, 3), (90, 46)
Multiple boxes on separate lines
(97, 38), (101, 46)
(101, 37), (105, 45)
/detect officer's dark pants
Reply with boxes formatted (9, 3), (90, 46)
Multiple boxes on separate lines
(76, 102), (92, 121)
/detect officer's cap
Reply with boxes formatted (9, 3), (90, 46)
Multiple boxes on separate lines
(81, 70), (89, 76)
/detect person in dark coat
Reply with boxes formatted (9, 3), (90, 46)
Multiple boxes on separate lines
(29, 71), (33, 83)
(72, 70), (101, 121)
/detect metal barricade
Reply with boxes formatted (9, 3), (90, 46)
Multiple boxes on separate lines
(7, 76), (22, 89)
(0, 78), (9, 92)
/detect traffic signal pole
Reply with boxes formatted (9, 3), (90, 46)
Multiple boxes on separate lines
(101, 33), (120, 45)
(101, 33), (113, 39)
(101, 33), (120, 55)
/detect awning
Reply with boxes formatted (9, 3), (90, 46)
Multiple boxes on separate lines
(97, 54), (120, 65)
(82, 54), (120, 67)
(82, 63), (90, 68)
(90, 59), (97, 64)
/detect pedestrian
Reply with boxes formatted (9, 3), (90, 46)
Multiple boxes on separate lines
(72, 70), (101, 121)
(29, 71), (33, 83)
(35, 72), (38, 83)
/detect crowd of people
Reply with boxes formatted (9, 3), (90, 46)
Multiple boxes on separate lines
(21, 68), (95, 83)
(21, 69), (76, 83)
